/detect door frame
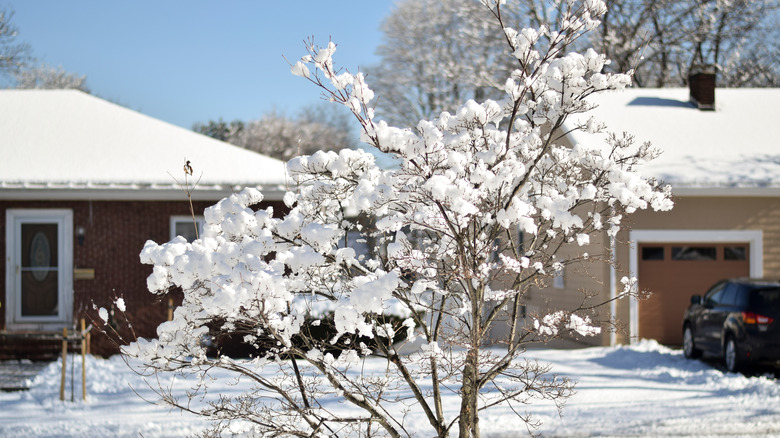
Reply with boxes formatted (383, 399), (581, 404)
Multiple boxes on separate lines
(5, 209), (74, 330)
(628, 229), (763, 343)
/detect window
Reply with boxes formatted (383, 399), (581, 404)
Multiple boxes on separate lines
(21, 223), (59, 316)
(720, 283), (739, 306)
(489, 238), (501, 263)
(735, 286), (750, 308)
(641, 246), (664, 260)
(170, 216), (205, 242)
(672, 246), (717, 261)
(516, 230), (525, 256)
(344, 229), (371, 260)
(750, 287), (780, 312)
(704, 282), (726, 307)
(553, 266), (565, 289)
(724, 246), (747, 261)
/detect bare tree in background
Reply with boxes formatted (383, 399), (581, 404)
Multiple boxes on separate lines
(365, 0), (528, 127)
(192, 118), (245, 143)
(194, 104), (357, 162)
(589, 0), (780, 87)
(1, 6), (89, 90)
(688, 0), (780, 88)
(13, 62), (89, 91)
(370, 0), (779, 127)
(0, 7), (31, 78)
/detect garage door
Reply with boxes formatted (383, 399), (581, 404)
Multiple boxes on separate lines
(638, 243), (750, 345)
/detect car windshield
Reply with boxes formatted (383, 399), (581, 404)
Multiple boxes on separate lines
(749, 287), (780, 312)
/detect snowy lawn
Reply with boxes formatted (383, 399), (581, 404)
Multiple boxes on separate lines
(1, 340), (778, 437)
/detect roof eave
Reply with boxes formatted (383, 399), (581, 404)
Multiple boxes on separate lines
(0, 185), (287, 202)
(671, 186), (780, 197)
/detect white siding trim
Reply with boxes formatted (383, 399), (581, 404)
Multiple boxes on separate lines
(627, 229), (763, 343)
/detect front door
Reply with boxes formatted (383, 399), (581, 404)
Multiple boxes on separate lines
(5, 209), (73, 329)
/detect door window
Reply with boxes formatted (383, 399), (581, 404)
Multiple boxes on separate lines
(672, 246), (717, 261)
(724, 246), (747, 261)
(20, 223), (60, 316)
(641, 246), (665, 260)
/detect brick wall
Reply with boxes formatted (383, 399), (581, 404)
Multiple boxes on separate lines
(1, 198), (285, 356)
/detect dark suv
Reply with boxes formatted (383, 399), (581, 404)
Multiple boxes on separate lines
(682, 278), (780, 372)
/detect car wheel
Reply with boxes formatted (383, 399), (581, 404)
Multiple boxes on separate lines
(725, 336), (741, 373)
(683, 325), (701, 359)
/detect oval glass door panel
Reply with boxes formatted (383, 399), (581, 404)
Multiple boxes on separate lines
(21, 223), (59, 316)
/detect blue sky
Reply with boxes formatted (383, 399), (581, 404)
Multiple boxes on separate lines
(2, 1), (395, 129)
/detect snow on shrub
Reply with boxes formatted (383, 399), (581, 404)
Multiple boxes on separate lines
(125, 1), (672, 436)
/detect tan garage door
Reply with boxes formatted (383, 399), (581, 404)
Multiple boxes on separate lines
(638, 243), (750, 345)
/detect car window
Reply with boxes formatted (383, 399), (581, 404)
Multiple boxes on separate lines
(704, 282), (726, 307)
(734, 285), (750, 308)
(720, 283), (738, 306)
(750, 287), (780, 312)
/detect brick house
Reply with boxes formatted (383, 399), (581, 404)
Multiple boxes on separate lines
(1, 89), (287, 356)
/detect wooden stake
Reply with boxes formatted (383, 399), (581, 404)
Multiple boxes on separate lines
(81, 318), (87, 401)
(60, 327), (68, 402)
(168, 297), (174, 321)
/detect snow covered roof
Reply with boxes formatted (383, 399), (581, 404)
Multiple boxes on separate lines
(566, 88), (780, 194)
(0, 89), (288, 200)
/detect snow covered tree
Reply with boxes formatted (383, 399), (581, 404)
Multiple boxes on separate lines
(684, 0), (780, 88)
(0, 8), (88, 90)
(13, 62), (89, 91)
(370, 0), (779, 127)
(126, 1), (672, 437)
(0, 7), (31, 78)
(193, 118), (245, 142)
(194, 105), (357, 162)
(365, 0), (528, 127)
(588, 0), (780, 88)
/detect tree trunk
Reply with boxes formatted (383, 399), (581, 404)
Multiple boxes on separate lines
(458, 347), (480, 438)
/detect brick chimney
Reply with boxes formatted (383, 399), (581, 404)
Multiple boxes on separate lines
(688, 65), (716, 110)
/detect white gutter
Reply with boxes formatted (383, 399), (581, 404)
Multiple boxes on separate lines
(671, 187), (780, 197)
(0, 186), (288, 202)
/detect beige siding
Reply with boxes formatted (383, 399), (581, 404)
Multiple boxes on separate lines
(614, 195), (780, 344)
(488, 227), (614, 347)
(489, 195), (780, 347)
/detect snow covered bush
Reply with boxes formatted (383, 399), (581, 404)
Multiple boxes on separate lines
(128, 1), (672, 437)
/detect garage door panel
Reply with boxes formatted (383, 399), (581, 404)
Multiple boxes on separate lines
(638, 243), (750, 345)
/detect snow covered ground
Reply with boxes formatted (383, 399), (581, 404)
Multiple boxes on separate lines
(1, 340), (778, 437)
